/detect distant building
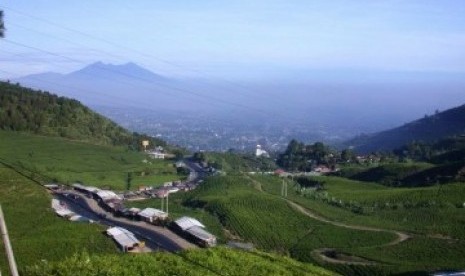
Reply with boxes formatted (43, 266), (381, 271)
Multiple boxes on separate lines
(175, 161), (185, 168)
(313, 165), (332, 174)
(255, 145), (270, 158)
(147, 150), (165, 159)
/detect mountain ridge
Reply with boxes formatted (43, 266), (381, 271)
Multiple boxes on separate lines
(345, 103), (465, 153)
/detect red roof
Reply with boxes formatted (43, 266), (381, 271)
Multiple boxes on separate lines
(274, 169), (286, 175)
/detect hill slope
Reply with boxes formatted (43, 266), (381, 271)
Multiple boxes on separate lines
(346, 104), (465, 153)
(25, 248), (336, 276)
(0, 81), (166, 147)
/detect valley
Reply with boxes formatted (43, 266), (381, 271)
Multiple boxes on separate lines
(2, 2), (465, 274)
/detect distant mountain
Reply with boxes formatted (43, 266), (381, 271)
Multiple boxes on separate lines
(14, 62), (198, 111)
(345, 104), (465, 153)
(65, 61), (167, 82)
(0, 81), (167, 148)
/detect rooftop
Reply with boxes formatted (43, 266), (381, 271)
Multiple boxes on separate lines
(174, 216), (205, 231)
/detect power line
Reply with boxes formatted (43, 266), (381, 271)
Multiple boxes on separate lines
(1, 5), (289, 104)
(3, 38), (271, 114)
(1, 5), (318, 128)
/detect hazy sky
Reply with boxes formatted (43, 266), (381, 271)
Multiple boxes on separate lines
(1, 0), (465, 79)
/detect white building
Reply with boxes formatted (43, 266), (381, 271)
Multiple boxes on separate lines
(147, 150), (165, 159)
(173, 216), (216, 247)
(138, 208), (168, 223)
(106, 227), (141, 252)
(255, 145), (270, 158)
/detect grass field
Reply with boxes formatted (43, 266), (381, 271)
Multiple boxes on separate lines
(0, 165), (117, 275)
(0, 131), (181, 190)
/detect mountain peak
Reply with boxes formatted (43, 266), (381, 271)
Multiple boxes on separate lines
(67, 62), (167, 82)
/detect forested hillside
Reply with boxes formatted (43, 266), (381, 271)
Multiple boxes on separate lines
(0, 81), (165, 147)
(346, 104), (465, 153)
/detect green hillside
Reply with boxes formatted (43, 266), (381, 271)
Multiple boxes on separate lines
(133, 173), (465, 275)
(0, 81), (166, 148)
(346, 104), (465, 153)
(0, 164), (117, 275)
(254, 175), (465, 274)
(338, 136), (465, 187)
(0, 160), (335, 276)
(25, 247), (336, 276)
(0, 131), (181, 190)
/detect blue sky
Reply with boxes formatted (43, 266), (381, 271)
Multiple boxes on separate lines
(1, 0), (465, 79)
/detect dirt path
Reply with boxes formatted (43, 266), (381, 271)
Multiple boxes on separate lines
(245, 175), (411, 265)
(286, 200), (410, 247)
(243, 174), (414, 265)
(286, 200), (411, 265)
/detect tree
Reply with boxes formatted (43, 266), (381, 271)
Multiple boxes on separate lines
(341, 149), (355, 162)
(0, 10), (5, 38)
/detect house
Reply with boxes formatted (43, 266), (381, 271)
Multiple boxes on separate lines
(72, 183), (99, 195)
(138, 208), (168, 223)
(121, 207), (141, 220)
(147, 149), (165, 159)
(154, 189), (169, 198)
(44, 184), (60, 190)
(103, 198), (125, 213)
(172, 216), (216, 247)
(96, 190), (122, 202)
(167, 187), (180, 194)
(51, 198), (75, 218)
(313, 165), (332, 174)
(175, 161), (185, 168)
(106, 227), (141, 252)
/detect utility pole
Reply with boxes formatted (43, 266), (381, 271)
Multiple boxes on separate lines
(166, 192), (169, 216)
(281, 178), (287, 197)
(0, 204), (19, 276)
(161, 194), (164, 212)
(284, 181), (287, 197)
(126, 172), (132, 191)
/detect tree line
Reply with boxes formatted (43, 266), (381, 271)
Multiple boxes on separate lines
(0, 81), (167, 149)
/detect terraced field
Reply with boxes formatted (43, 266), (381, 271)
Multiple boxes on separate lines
(252, 174), (465, 274)
(0, 131), (181, 190)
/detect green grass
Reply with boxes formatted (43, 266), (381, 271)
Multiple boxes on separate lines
(0, 165), (117, 275)
(25, 247), (337, 276)
(0, 131), (181, 190)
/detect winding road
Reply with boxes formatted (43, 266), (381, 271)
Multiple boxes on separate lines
(55, 190), (196, 252)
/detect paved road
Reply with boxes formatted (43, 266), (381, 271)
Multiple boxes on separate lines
(54, 158), (207, 253)
(55, 191), (196, 252)
(183, 158), (207, 183)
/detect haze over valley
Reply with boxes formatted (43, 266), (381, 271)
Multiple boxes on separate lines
(14, 61), (465, 151)
(1, 1), (465, 275)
